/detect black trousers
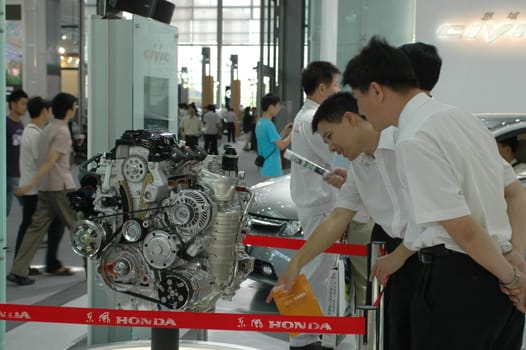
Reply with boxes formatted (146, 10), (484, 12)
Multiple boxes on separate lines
(226, 122), (235, 142)
(370, 224), (421, 350)
(204, 134), (218, 155)
(411, 252), (524, 350)
(16, 194), (65, 272)
(184, 135), (199, 148)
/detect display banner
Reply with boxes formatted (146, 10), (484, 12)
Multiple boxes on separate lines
(0, 304), (365, 335)
(243, 234), (368, 257)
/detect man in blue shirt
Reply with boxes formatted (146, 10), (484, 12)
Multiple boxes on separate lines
(255, 93), (292, 177)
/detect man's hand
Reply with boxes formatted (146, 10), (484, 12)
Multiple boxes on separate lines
(324, 167), (347, 189)
(280, 123), (293, 137)
(370, 243), (415, 286)
(370, 253), (404, 286)
(266, 257), (301, 304)
(15, 184), (32, 197)
(500, 250), (526, 312)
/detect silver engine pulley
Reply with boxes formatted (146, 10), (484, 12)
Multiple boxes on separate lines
(70, 220), (107, 257)
(100, 244), (150, 292)
(165, 190), (215, 236)
(142, 230), (181, 269)
(122, 155), (148, 183)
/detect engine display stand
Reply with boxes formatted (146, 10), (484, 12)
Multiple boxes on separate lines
(151, 328), (179, 350)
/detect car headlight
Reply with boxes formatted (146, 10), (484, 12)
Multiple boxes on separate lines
(281, 220), (302, 237)
(246, 215), (302, 238)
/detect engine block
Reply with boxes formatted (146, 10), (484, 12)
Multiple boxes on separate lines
(70, 130), (254, 311)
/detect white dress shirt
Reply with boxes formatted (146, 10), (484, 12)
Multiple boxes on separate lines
(336, 127), (408, 238)
(19, 123), (42, 195)
(290, 98), (338, 217)
(396, 93), (517, 252)
(511, 159), (526, 176)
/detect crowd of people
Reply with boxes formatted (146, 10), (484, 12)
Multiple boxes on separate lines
(6, 91), (80, 285)
(178, 102), (260, 155)
(266, 37), (526, 350)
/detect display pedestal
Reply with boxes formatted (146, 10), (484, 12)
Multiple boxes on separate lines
(152, 328), (179, 350)
(89, 339), (261, 350)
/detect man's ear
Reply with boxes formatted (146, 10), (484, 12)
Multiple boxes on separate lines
(369, 82), (384, 102)
(318, 82), (326, 95)
(344, 111), (359, 126)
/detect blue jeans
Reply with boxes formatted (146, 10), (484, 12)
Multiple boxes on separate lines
(6, 176), (22, 216)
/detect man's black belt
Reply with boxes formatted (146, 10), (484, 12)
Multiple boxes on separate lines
(418, 244), (463, 264)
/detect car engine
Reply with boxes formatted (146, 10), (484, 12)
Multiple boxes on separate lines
(69, 130), (254, 311)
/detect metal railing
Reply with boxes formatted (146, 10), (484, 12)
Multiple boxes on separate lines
(357, 241), (385, 350)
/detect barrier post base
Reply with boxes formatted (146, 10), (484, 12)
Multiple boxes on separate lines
(151, 328), (179, 350)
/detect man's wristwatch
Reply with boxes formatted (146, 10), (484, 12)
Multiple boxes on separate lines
(501, 241), (513, 255)
(502, 266), (522, 290)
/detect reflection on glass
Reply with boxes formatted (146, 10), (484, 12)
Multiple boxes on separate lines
(144, 76), (169, 130)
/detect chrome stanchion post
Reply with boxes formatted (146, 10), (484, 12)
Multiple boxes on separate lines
(357, 305), (379, 350)
(357, 241), (385, 350)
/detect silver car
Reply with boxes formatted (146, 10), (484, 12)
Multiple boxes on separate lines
(245, 113), (526, 284)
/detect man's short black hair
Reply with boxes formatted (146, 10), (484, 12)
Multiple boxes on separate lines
(302, 61), (340, 95)
(27, 96), (52, 119)
(343, 36), (418, 93)
(498, 136), (519, 154)
(261, 93), (280, 112)
(52, 92), (77, 120)
(188, 102), (198, 113)
(399, 42), (442, 91)
(312, 92), (359, 133)
(8, 89), (28, 108)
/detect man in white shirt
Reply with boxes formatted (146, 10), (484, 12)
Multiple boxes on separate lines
(344, 36), (526, 350)
(225, 107), (237, 143)
(288, 61), (344, 350)
(15, 96), (66, 277)
(271, 92), (417, 350)
(202, 104), (221, 155)
(497, 136), (526, 176)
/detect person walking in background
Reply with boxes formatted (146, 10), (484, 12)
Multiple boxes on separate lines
(497, 136), (526, 176)
(242, 106), (254, 151)
(225, 107), (237, 143)
(6, 89), (28, 217)
(7, 92), (79, 285)
(202, 104), (221, 155)
(15, 96), (67, 276)
(254, 93), (292, 178)
(250, 106), (258, 151)
(180, 103), (203, 148)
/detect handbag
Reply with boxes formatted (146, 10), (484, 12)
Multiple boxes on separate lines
(255, 147), (277, 167)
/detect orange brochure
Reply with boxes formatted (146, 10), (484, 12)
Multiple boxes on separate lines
(272, 274), (324, 337)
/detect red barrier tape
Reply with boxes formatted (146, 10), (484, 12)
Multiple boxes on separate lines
(0, 304), (365, 335)
(243, 234), (368, 257)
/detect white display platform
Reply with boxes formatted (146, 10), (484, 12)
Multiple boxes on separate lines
(90, 340), (260, 350)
